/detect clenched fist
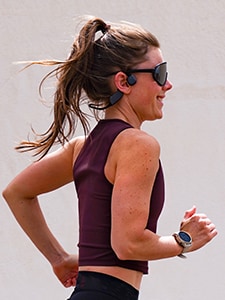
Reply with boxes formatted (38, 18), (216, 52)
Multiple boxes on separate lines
(180, 206), (218, 253)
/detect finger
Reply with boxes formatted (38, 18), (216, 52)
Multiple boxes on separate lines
(71, 277), (77, 286)
(197, 216), (214, 227)
(207, 222), (217, 231)
(64, 279), (71, 287)
(195, 213), (208, 219)
(64, 275), (77, 287)
(64, 278), (74, 287)
(183, 205), (196, 220)
(210, 228), (218, 238)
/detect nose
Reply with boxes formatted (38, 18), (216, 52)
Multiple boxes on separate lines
(163, 79), (173, 91)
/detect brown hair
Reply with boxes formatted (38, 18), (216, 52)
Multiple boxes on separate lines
(17, 17), (160, 158)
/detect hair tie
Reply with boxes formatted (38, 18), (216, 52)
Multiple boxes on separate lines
(105, 24), (111, 31)
(95, 23), (110, 41)
(101, 23), (111, 34)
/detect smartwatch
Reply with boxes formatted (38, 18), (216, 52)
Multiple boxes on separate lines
(173, 231), (192, 258)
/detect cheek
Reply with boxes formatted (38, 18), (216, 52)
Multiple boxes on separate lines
(142, 88), (158, 105)
(131, 81), (159, 107)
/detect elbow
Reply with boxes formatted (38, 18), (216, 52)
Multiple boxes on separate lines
(2, 187), (9, 202)
(2, 186), (14, 207)
(111, 239), (135, 261)
(2, 185), (17, 205)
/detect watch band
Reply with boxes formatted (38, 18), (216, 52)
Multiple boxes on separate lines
(173, 231), (192, 259)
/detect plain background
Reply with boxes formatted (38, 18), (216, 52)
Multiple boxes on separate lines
(1, 1), (224, 299)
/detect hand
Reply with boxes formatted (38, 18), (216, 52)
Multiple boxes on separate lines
(52, 254), (79, 287)
(180, 206), (218, 253)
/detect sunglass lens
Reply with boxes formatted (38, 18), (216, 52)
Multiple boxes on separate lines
(154, 63), (167, 86)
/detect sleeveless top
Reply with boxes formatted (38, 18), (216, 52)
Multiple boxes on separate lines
(73, 119), (165, 274)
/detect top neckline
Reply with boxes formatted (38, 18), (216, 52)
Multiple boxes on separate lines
(98, 118), (133, 127)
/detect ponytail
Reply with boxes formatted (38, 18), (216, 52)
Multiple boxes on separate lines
(16, 18), (110, 158)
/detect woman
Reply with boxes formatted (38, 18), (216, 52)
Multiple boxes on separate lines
(2, 17), (217, 300)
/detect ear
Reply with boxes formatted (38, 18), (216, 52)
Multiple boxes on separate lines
(113, 72), (133, 94)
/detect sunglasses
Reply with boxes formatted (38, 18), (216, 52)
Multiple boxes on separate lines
(127, 62), (168, 87)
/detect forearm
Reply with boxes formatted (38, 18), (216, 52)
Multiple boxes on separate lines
(134, 230), (183, 260)
(3, 190), (68, 266)
(113, 229), (183, 261)
(113, 208), (217, 261)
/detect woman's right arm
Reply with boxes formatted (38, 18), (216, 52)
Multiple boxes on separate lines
(108, 129), (217, 261)
(2, 137), (84, 286)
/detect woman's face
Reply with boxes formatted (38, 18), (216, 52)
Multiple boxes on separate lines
(129, 47), (173, 122)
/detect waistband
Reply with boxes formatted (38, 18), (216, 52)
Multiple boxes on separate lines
(75, 271), (139, 300)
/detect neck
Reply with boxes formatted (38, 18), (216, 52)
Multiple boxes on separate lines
(104, 107), (142, 129)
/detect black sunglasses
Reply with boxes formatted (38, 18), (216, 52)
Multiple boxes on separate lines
(127, 62), (168, 87)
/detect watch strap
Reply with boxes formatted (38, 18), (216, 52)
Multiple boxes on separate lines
(173, 231), (192, 259)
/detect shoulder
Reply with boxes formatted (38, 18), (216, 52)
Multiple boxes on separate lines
(69, 136), (86, 150)
(66, 136), (86, 163)
(48, 136), (85, 168)
(106, 128), (160, 184)
(113, 128), (160, 158)
(51, 136), (85, 156)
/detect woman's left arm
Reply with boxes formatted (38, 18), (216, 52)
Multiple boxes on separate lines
(2, 137), (83, 286)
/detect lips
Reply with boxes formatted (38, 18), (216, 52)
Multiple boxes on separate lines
(157, 94), (165, 100)
(157, 96), (164, 102)
(156, 96), (164, 108)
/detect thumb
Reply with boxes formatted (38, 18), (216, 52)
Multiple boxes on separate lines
(183, 205), (196, 220)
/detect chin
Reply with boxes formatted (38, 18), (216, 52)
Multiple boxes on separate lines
(158, 114), (163, 119)
(157, 110), (164, 119)
(145, 110), (163, 121)
(153, 112), (163, 120)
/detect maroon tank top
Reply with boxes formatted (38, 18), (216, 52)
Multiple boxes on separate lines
(73, 119), (165, 274)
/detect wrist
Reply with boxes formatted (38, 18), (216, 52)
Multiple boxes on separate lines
(173, 231), (192, 259)
(50, 251), (70, 268)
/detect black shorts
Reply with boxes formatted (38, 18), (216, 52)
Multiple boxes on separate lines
(67, 271), (139, 300)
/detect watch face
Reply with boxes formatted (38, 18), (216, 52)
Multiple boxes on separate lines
(179, 231), (191, 242)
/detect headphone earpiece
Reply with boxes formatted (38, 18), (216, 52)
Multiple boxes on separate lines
(109, 90), (124, 105)
(109, 74), (136, 107)
(127, 74), (137, 86)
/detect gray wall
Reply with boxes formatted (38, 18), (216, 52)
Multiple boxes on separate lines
(1, 1), (224, 299)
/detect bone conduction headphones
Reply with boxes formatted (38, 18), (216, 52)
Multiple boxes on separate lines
(88, 74), (137, 110)
(109, 74), (137, 106)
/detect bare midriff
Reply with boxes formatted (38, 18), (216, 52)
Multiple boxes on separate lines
(79, 265), (143, 290)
